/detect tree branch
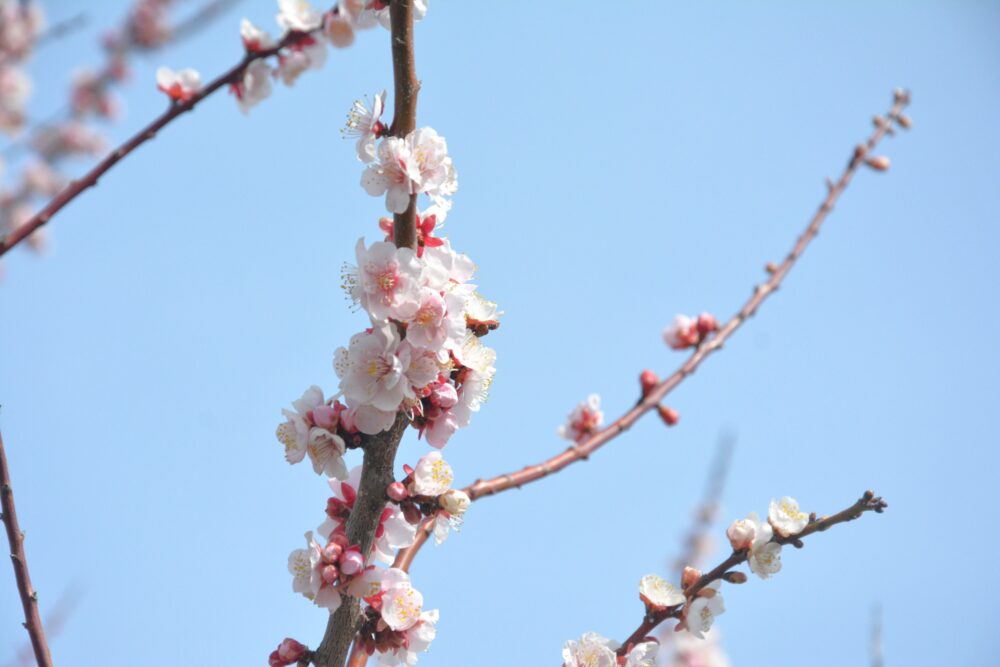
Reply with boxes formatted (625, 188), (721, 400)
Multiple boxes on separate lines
(388, 0), (420, 251)
(313, 8), (421, 664)
(616, 490), (889, 656)
(0, 8), (333, 259)
(0, 429), (54, 667)
(393, 91), (911, 574)
(312, 413), (409, 667)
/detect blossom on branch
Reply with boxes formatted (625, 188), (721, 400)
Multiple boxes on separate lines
(231, 59), (273, 113)
(156, 66), (201, 103)
(343, 90), (387, 162)
(768, 496), (809, 537)
(277, 0), (324, 33)
(558, 394), (604, 443)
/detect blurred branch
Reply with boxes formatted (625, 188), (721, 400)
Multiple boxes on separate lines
(9, 585), (82, 667)
(0, 9), (334, 258)
(35, 12), (89, 47)
(0, 428), (53, 667)
(871, 604), (884, 667)
(393, 91), (912, 575)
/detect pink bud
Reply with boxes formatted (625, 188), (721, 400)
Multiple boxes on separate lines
(321, 564), (339, 585)
(430, 382), (458, 409)
(339, 549), (364, 575)
(312, 405), (338, 430)
(272, 637), (307, 665)
(865, 156), (891, 171)
(387, 482), (408, 502)
(726, 519), (757, 551)
(696, 312), (718, 335)
(322, 542), (343, 564)
(681, 566), (702, 589)
(658, 405), (680, 426)
(639, 369), (659, 396)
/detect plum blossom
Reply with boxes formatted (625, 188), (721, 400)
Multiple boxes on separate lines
(373, 505), (418, 563)
(343, 91), (387, 162)
(439, 489), (469, 517)
(422, 238), (475, 292)
(347, 238), (424, 320)
(730, 512), (782, 579)
(362, 136), (420, 214)
(663, 314), (699, 350)
(240, 18), (275, 52)
(275, 386), (348, 478)
(362, 127), (457, 213)
(276, 36), (327, 86)
(558, 394), (604, 443)
(406, 127), (458, 203)
(277, 0), (323, 33)
(683, 582), (725, 639)
(376, 609), (439, 666)
(287, 531), (324, 602)
(624, 641), (658, 667)
(668, 629), (731, 667)
(335, 325), (407, 414)
(639, 574), (685, 609)
(155, 66), (200, 102)
(562, 632), (618, 667)
(768, 496), (809, 537)
(380, 571), (424, 631)
(407, 289), (466, 353)
(231, 59), (273, 113)
(411, 451), (453, 496)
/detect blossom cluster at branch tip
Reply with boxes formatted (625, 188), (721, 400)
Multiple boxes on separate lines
(558, 394), (604, 443)
(562, 632), (658, 667)
(156, 66), (201, 103)
(662, 313), (718, 350)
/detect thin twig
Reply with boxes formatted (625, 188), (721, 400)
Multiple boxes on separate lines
(0, 429), (53, 667)
(35, 12), (90, 46)
(615, 491), (888, 656)
(393, 91), (911, 575)
(0, 6), (332, 259)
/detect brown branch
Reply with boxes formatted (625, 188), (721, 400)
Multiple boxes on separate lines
(0, 11), (330, 259)
(392, 91), (911, 575)
(346, 642), (369, 667)
(312, 414), (410, 667)
(388, 0), (420, 251)
(616, 491), (888, 656)
(0, 429), (54, 667)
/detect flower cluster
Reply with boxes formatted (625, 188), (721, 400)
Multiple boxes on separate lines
(229, 0), (429, 115)
(388, 451), (469, 545)
(726, 496), (808, 579)
(361, 125), (458, 213)
(558, 394), (604, 443)
(351, 568), (438, 666)
(562, 632), (658, 667)
(662, 313), (718, 350)
(0, 0), (44, 134)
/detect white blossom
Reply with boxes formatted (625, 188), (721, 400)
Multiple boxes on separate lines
(768, 496), (809, 537)
(381, 572), (424, 631)
(439, 489), (469, 517)
(558, 394), (604, 443)
(624, 641), (658, 667)
(376, 609), (439, 666)
(639, 574), (685, 608)
(233, 59), (273, 113)
(155, 67), (201, 102)
(562, 632), (619, 667)
(276, 0), (323, 32)
(684, 582), (725, 639)
(347, 238), (425, 321)
(240, 18), (275, 52)
(411, 451), (453, 496)
(362, 136), (421, 214)
(343, 91), (386, 162)
(276, 385), (324, 464)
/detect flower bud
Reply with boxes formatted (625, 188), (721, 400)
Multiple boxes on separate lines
(312, 404), (337, 430)
(681, 566), (702, 589)
(865, 156), (891, 171)
(322, 542), (343, 564)
(723, 571), (748, 584)
(657, 405), (680, 427)
(339, 548), (364, 575)
(321, 563), (339, 585)
(896, 114), (912, 129)
(696, 312), (718, 335)
(639, 369), (659, 397)
(270, 638), (307, 667)
(726, 518), (757, 551)
(440, 489), (471, 517)
(387, 482), (408, 502)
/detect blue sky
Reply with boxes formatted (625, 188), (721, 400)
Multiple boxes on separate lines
(2, 1), (999, 665)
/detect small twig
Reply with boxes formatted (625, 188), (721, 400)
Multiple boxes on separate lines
(0, 429), (53, 667)
(35, 12), (90, 46)
(0, 5), (335, 259)
(871, 604), (884, 667)
(393, 92), (911, 575)
(615, 491), (888, 656)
